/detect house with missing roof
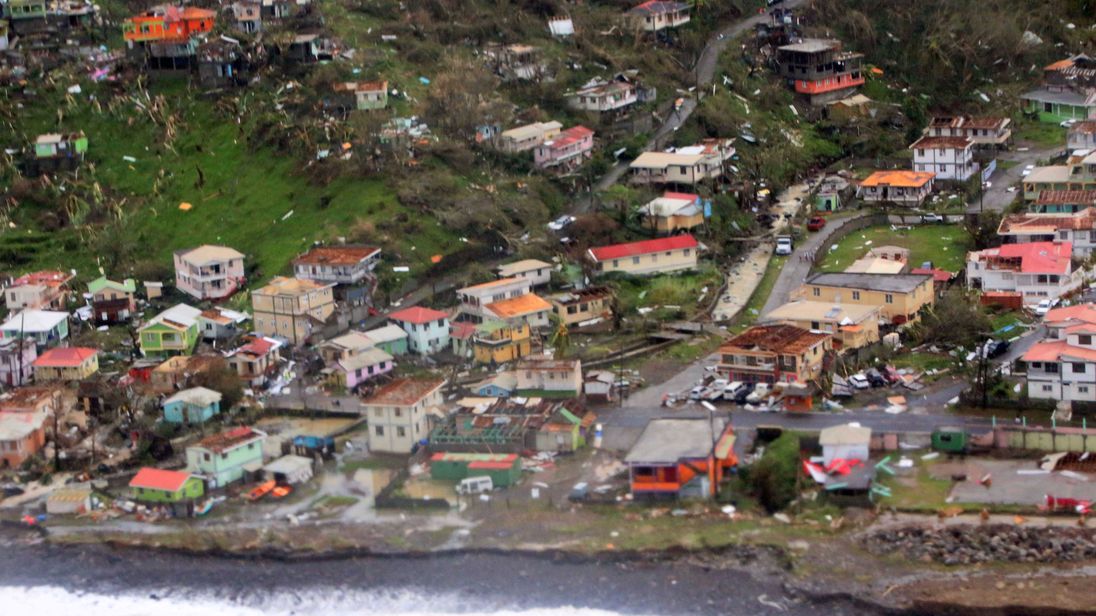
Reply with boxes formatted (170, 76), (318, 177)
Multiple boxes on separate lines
(639, 191), (705, 234)
(567, 78), (638, 115)
(197, 307), (248, 341)
(473, 321), (533, 365)
(0, 310), (70, 349)
(331, 80), (388, 111)
(4, 271), (73, 311)
(292, 245), (381, 305)
(173, 245), (246, 301)
(548, 286), (614, 329)
(186, 426), (266, 488)
(515, 357), (582, 397)
(162, 386), (223, 425)
(1028, 190), (1096, 214)
(776, 39), (864, 105)
(1020, 55), (1096, 123)
(31, 347), (99, 381)
(793, 273), (935, 325)
(586, 234), (699, 276)
(997, 208), (1096, 258)
(225, 336), (281, 386)
(718, 324), (832, 385)
(626, 0), (690, 32)
(966, 241), (1085, 304)
(252, 276), (335, 346)
(625, 418), (737, 500)
(857, 170), (935, 206)
(629, 140), (734, 186)
(361, 378), (445, 453)
(909, 136), (975, 182)
(761, 300), (881, 352)
(0, 339), (36, 387)
(1068, 120), (1096, 152)
(139, 304), (202, 357)
(1022, 152), (1096, 202)
(388, 307), (450, 355)
(924, 116), (1012, 150)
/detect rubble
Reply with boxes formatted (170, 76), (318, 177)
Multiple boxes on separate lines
(864, 525), (1096, 565)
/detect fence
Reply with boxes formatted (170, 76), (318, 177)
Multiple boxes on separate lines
(992, 425), (1096, 453)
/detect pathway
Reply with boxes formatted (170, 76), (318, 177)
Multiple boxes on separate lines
(967, 144), (1064, 214)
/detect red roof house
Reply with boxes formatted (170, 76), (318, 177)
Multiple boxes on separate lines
(129, 467), (192, 492)
(586, 234), (700, 276)
(31, 347), (99, 381)
(388, 306), (449, 325)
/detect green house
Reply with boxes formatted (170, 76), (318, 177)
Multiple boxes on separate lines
(34, 133), (88, 159)
(816, 190), (840, 212)
(1021, 89), (1096, 124)
(129, 467), (205, 503)
(186, 427), (266, 488)
(139, 304), (201, 357)
(362, 324), (409, 356)
(7, 0), (47, 20)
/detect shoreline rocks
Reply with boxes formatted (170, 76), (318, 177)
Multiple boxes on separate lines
(863, 524), (1096, 565)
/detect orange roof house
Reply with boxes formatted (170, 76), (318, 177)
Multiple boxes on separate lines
(123, 5), (215, 43)
(858, 170), (936, 206)
(31, 347), (99, 381)
(485, 293), (553, 329)
(625, 418), (737, 500)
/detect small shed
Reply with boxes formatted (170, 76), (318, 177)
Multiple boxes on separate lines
(931, 426), (969, 454)
(263, 455), (314, 485)
(819, 423), (871, 466)
(429, 452), (522, 487)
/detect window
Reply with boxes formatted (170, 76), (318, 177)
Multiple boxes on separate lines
(1046, 363), (1059, 374)
(375, 426), (384, 436)
(884, 294), (894, 304)
(1042, 384), (1053, 392)
(1081, 335), (1092, 345)
(812, 287), (820, 297)
(852, 291), (861, 300)
(683, 249), (691, 257)
(374, 408), (383, 417)
(810, 321), (820, 330)
(1081, 386), (1090, 393)
(397, 427), (406, 438)
(632, 257), (640, 265)
(1073, 362), (1086, 373)
(394, 408), (402, 417)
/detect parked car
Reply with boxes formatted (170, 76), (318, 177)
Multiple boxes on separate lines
(1, 485), (25, 498)
(746, 382), (772, 404)
(921, 213), (945, 223)
(984, 339), (1011, 359)
(733, 383), (755, 405)
(688, 385), (707, 401)
(807, 216), (826, 232)
(1021, 164), (1035, 177)
(865, 368), (887, 388)
(457, 475), (494, 495)
(774, 236), (793, 256)
(1033, 298), (1059, 316)
(547, 214), (575, 231)
(723, 381), (749, 402)
(848, 374), (871, 390)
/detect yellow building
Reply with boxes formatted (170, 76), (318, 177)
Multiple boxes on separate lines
(761, 300), (881, 352)
(31, 347), (99, 381)
(793, 273), (934, 325)
(586, 234), (698, 276)
(639, 192), (704, 235)
(472, 320), (533, 365)
(548, 286), (614, 328)
(252, 277), (336, 345)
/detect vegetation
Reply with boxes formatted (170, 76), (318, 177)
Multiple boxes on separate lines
(912, 288), (994, 350)
(746, 432), (802, 513)
(817, 224), (970, 272)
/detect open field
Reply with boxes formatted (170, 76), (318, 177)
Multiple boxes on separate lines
(817, 224), (970, 273)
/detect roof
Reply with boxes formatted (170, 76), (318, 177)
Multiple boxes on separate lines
(430, 452), (518, 463)
(909, 268), (956, 283)
(0, 411), (47, 441)
(804, 273), (932, 294)
(721, 324), (830, 355)
(263, 455), (313, 474)
(293, 245), (380, 266)
(968, 241), (1072, 275)
(500, 121), (562, 141)
(192, 426), (265, 453)
(32, 347), (97, 368)
(164, 386), (222, 408)
(1025, 166), (1072, 184)
(388, 306), (448, 324)
(460, 277), (528, 293)
(449, 321), (478, 340)
(844, 257), (906, 275)
(627, 0), (689, 15)
(587, 234), (698, 262)
(642, 193), (702, 218)
(910, 136), (973, 150)
(549, 285), (613, 305)
(325, 331), (375, 352)
(517, 357), (581, 372)
(624, 418), (726, 464)
(333, 80), (388, 93)
(762, 300), (879, 325)
(145, 304), (201, 331)
(998, 208), (1096, 235)
(362, 377), (445, 406)
(1023, 340), (1096, 363)
(778, 39), (840, 54)
(1036, 190), (1096, 205)
(129, 468), (193, 492)
(363, 324), (408, 344)
(198, 309), (234, 326)
(338, 347), (393, 371)
(236, 337), (277, 357)
(1070, 120), (1096, 135)
(11, 271), (72, 288)
(486, 294), (553, 319)
(819, 423), (872, 446)
(496, 259), (552, 277)
(1045, 304), (1096, 327)
(542, 126), (593, 150)
(254, 276), (332, 298)
(1020, 88), (1096, 107)
(630, 151), (706, 169)
(175, 245), (244, 265)
(860, 170), (935, 188)
(927, 116), (1009, 131)
(0, 310), (68, 333)
(0, 386), (60, 410)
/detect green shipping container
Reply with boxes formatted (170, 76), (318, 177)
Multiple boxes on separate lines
(429, 452), (522, 487)
(931, 427), (968, 453)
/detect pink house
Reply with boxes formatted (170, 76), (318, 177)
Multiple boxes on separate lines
(173, 245), (246, 301)
(332, 347), (394, 390)
(534, 126), (594, 172)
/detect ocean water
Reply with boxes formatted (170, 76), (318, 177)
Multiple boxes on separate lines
(0, 585), (649, 616)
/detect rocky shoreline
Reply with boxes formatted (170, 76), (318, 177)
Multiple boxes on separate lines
(864, 524), (1096, 566)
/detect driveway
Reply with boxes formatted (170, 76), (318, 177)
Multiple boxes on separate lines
(968, 144), (1063, 214)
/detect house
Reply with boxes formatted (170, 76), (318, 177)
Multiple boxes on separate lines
(139, 304), (202, 357)
(485, 293), (553, 330)
(4, 270), (72, 311)
(587, 234), (699, 276)
(624, 418), (736, 500)
(430, 452), (522, 487)
(32, 132), (87, 162)
(533, 125), (594, 173)
(1029, 190), (1096, 214)
(793, 273), (935, 324)
(548, 286), (614, 328)
(0, 339), (36, 387)
(0, 310), (70, 349)
(497, 121), (562, 154)
(717, 324), (831, 385)
(162, 386), (223, 425)
(924, 116), (1012, 149)
(1023, 332), (1096, 403)
(259, 0), (293, 20)
(761, 300), (881, 352)
(6, 0), (47, 25)
(776, 39), (864, 105)
(449, 321), (477, 358)
(361, 378), (445, 454)
(173, 245), (246, 301)
(431, 397), (594, 454)
(584, 370), (616, 402)
(908, 267), (957, 295)
(909, 136), (975, 182)
(263, 455), (314, 484)
(185, 426), (266, 488)
(567, 79), (638, 115)
(0, 385), (64, 415)
(515, 357), (582, 397)
(31, 347), (99, 381)
(128, 468), (205, 506)
(225, 1), (260, 34)
(364, 324), (410, 356)
(539, 406), (591, 453)
(285, 33), (336, 63)
(330, 347), (394, 390)
(485, 44), (546, 81)
(332, 81), (388, 111)
(0, 411), (48, 468)
(627, 0), (690, 32)
(197, 307), (247, 341)
(87, 277), (136, 324)
(1021, 153), (1096, 202)
(967, 241), (1085, 304)
(123, 5), (215, 44)
(1068, 121), (1096, 152)
(629, 140), (735, 186)
(197, 36), (257, 89)
(1044, 304), (1096, 340)
(857, 170), (935, 206)
(639, 191), (704, 234)
(496, 259), (552, 288)
(293, 245), (381, 286)
(844, 245), (909, 275)
(252, 277), (335, 346)
(997, 208), (1096, 258)
(387, 306), (450, 355)
(819, 423), (871, 466)
(319, 331), (376, 364)
(457, 277), (532, 323)
(225, 337), (281, 385)
(149, 354), (220, 393)
(473, 321), (533, 365)
(1020, 56), (1096, 123)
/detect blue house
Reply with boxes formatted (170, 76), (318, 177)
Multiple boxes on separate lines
(163, 386), (223, 425)
(472, 371), (516, 398)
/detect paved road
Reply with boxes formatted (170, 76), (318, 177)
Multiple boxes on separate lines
(967, 145), (1063, 213)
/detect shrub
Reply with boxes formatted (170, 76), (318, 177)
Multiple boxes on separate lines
(747, 432), (801, 513)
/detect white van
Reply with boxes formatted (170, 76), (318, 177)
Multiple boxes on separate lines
(456, 476), (494, 495)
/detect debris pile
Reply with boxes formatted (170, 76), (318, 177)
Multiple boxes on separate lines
(864, 525), (1096, 565)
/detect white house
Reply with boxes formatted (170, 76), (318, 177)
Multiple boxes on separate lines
(966, 241), (1085, 304)
(626, 0), (690, 32)
(629, 139), (734, 186)
(1023, 325), (1096, 403)
(456, 277), (533, 323)
(997, 208), (1096, 258)
(515, 357), (583, 396)
(924, 116), (1012, 148)
(819, 423), (871, 466)
(495, 259), (553, 288)
(387, 307), (450, 355)
(361, 378), (446, 454)
(909, 136), (975, 182)
(568, 79), (637, 114)
(1067, 120), (1096, 153)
